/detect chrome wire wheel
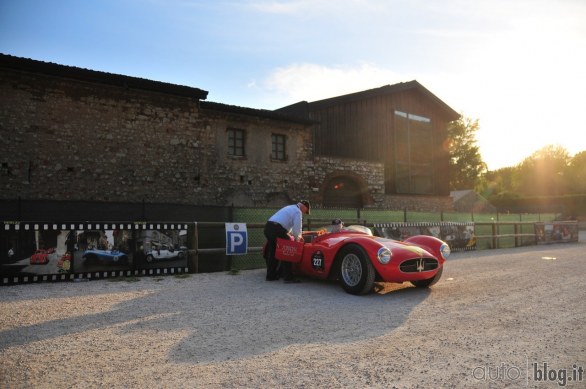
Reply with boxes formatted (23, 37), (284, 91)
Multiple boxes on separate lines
(341, 253), (363, 287)
(337, 244), (376, 295)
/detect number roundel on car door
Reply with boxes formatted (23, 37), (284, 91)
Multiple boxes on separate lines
(311, 250), (325, 271)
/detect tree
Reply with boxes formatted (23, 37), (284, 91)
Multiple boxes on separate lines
(516, 144), (570, 196)
(484, 167), (517, 196)
(567, 151), (586, 194)
(447, 116), (487, 190)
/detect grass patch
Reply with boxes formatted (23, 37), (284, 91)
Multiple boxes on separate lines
(173, 273), (191, 279)
(227, 269), (240, 275)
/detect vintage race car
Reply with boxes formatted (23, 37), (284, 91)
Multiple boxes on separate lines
(82, 249), (129, 264)
(145, 245), (184, 262)
(268, 225), (450, 295)
(30, 249), (49, 265)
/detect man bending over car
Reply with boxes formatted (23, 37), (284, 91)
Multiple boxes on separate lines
(263, 200), (310, 283)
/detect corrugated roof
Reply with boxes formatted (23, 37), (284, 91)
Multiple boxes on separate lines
(0, 53), (208, 100)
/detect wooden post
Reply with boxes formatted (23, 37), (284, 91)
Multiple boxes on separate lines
(187, 222), (199, 273)
(492, 222), (497, 249)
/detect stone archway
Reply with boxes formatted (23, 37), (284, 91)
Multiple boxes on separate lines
(322, 175), (365, 208)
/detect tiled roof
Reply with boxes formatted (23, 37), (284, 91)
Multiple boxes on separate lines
(0, 53), (208, 100)
(201, 101), (316, 125)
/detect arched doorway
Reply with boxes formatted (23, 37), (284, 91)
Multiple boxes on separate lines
(323, 176), (363, 208)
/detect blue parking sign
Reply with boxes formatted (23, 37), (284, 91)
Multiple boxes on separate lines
(225, 223), (248, 255)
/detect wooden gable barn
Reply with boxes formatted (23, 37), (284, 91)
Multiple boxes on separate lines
(277, 81), (460, 207)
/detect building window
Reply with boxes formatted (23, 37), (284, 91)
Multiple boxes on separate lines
(271, 134), (287, 161)
(227, 128), (245, 157)
(394, 111), (433, 194)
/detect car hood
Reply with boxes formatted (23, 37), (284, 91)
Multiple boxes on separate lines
(374, 237), (436, 258)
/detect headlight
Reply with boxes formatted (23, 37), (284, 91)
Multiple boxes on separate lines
(440, 243), (451, 260)
(377, 247), (392, 264)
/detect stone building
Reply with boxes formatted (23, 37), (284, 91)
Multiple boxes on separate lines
(0, 53), (456, 214)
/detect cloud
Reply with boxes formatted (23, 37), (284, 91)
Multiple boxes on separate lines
(248, 0), (309, 14)
(263, 62), (404, 103)
(248, 0), (386, 15)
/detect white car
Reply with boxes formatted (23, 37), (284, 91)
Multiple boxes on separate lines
(145, 245), (184, 262)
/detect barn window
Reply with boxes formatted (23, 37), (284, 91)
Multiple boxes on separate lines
(394, 111), (433, 194)
(227, 128), (246, 157)
(271, 134), (287, 161)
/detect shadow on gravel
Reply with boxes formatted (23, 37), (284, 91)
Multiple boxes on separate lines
(0, 270), (431, 364)
(162, 274), (432, 364)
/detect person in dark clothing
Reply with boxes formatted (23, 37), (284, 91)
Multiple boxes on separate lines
(263, 200), (310, 282)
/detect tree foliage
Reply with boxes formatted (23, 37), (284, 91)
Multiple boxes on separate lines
(516, 145), (570, 196)
(486, 145), (586, 198)
(567, 151), (586, 194)
(447, 116), (487, 190)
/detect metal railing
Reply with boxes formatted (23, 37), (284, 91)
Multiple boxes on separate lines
(187, 219), (571, 272)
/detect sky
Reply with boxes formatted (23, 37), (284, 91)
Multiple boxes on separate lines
(1, 0), (585, 170)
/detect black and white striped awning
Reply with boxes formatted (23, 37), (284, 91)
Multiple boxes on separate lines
(3, 222), (192, 231)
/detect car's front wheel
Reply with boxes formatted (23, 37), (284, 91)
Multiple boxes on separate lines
(337, 244), (376, 295)
(146, 254), (154, 263)
(411, 266), (443, 288)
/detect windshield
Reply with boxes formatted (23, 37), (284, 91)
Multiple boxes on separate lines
(319, 224), (373, 236)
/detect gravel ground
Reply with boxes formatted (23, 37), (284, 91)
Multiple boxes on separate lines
(1, 233), (584, 389)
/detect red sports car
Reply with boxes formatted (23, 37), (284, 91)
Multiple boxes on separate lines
(269, 225), (451, 295)
(30, 249), (49, 265)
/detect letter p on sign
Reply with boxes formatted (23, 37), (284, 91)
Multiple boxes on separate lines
(225, 223), (248, 255)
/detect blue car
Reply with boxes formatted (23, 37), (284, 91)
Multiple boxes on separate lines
(83, 249), (129, 264)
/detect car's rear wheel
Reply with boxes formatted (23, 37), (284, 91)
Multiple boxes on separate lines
(146, 254), (154, 263)
(338, 244), (375, 295)
(411, 266), (443, 288)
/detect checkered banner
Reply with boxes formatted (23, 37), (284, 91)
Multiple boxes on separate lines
(1, 221), (193, 285)
(3, 222), (190, 231)
(535, 221), (579, 244)
(374, 222), (476, 252)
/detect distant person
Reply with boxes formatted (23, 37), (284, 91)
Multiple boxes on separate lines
(264, 200), (310, 283)
(331, 218), (344, 232)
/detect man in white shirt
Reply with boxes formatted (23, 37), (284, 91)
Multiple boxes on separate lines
(263, 200), (310, 282)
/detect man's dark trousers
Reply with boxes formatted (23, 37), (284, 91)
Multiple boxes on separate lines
(263, 221), (289, 280)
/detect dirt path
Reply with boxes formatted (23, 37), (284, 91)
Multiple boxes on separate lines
(1, 237), (584, 388)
